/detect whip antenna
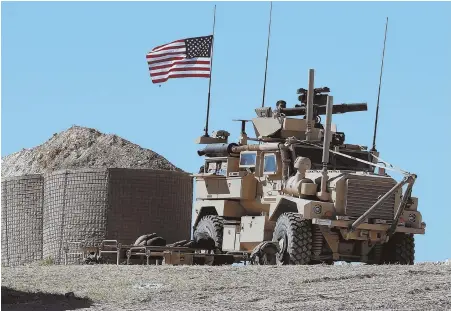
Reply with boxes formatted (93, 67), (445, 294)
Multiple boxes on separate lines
(261, 1), (273, 108)
(203, 5), (217, 137)
(372, 17), (389, 151)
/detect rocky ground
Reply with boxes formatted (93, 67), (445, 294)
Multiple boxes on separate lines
(2, 262), (451, 311)
(1, 125), (181, 178)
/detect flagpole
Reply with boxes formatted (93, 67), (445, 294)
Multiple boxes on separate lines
(261, 1), (273, 108)
(371, 17), (388, 152)
(203, 5), (217, 137)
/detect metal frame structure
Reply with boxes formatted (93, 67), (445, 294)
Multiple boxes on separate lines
(63, 239), (249, 266)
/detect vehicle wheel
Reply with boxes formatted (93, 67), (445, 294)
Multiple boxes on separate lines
(272, 212), (312, 265)
(380, 233), (415, 265)
(250, 242), (278, 265)
(367, 243), (383, 264)
(193, 215), (224, 252)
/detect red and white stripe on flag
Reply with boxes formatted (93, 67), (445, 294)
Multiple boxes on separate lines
(146, 37), (211, 84)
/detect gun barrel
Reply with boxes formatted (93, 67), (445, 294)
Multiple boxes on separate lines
(197, 143), (238, 157)
(329, 103), (368, 114)
(279, 103), (367, 117)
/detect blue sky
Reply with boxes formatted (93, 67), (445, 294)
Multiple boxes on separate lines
(2, 1), (450, 262)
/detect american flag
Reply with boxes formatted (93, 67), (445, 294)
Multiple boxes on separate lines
(146, 35), (213, 84)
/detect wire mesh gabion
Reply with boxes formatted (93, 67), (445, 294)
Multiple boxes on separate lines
(1, 174), (44, 266)
(43, 169), (109, 264)
(41, 168), (193, 265)
(106, 168), (193, 245)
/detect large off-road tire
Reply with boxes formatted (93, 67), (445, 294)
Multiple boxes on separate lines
(367, 244), (383, 264)
(250, 242), (278, 265)
(272, 212), (312, 265)
(380, 233), (415, 265)
(193, 215), (224, 251)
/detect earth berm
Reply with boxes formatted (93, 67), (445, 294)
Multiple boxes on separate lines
(1, 125), (181, 178)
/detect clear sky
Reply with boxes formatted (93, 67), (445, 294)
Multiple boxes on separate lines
(2, 1), (450, 262)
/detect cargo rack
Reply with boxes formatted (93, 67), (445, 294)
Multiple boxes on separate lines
(63, 239), (250, 266)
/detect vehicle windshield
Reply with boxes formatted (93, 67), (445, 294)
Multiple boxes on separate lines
(264, 154), (277, 173)
(240, 152), (257, 167)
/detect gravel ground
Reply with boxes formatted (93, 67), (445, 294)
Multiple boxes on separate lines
(2, 263), (451, 311)
(1, 125), (181, 178)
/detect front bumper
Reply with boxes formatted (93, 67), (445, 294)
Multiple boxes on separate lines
(312, 218), (425, 235)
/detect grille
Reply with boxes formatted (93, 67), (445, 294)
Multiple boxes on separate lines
(345, 177), (396, 220)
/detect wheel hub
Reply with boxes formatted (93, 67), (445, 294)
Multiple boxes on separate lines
(276, 235), (287, 262)
(278, 237), (285, 250)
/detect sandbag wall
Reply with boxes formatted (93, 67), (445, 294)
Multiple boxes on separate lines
(1, 175), (44, 266)
(1, 168), (193, 266)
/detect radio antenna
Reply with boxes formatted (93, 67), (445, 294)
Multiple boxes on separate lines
(371, 17), (389, 152)
(203, 5), (217, 137)
(261, 1), (273, 108)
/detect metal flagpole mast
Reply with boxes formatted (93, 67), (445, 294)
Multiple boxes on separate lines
(261, 1), (273, 108)
(371, 17), (389, 152)
(203, 5), (217, 137)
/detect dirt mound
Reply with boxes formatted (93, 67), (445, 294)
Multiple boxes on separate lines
(1, 125), (181, 178)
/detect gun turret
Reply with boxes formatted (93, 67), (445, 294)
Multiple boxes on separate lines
(278, 103), (367, 117)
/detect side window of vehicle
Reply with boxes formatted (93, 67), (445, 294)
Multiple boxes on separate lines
(263, 153), (277, 174)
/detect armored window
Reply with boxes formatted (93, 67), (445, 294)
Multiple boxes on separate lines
(205, 161), (227, 175)
(263, 153), (277, 174)
(292, 145), (372, 171)
(239, 152), (257, 167)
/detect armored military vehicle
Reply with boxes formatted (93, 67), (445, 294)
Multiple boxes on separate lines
(192, 69), (425, 265)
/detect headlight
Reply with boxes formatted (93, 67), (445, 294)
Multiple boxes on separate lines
(408, 213), (416, 222)
(313, 205), (322, 214)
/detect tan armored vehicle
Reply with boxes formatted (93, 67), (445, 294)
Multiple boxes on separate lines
(192, 69), (425, 265)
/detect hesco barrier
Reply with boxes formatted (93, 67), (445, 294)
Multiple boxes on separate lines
(107, 169), (193, 245)
(42, 169), (109, 264)
(41, 168), (193, 265)
(1, 174), (44, 266)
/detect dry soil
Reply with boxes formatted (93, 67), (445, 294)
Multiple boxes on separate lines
(1, 125), (181, 178)
(2, 262), (451, 311)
